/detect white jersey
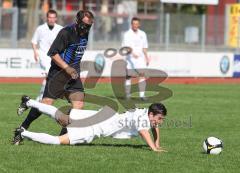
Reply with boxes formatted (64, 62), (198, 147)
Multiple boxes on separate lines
(111, 108), (151, 139)
(31, 23), (63, 72)
(31, 23), (63, 54)
(122, 29), (148, 69)
(66, 108), (151, 145)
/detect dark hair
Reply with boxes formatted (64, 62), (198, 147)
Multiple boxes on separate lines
(131, 17), (140, 24)
(47, 9), (57, 17)
(76, 10), (94, 24)
(148, 103), (167, 116)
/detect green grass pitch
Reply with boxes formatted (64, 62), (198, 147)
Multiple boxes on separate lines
(0, 83), (239, 173)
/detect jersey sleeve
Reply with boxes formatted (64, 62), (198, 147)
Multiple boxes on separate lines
(134, 109), (151, 131)
(31, 27), (40, 44)
(47, 29), (68, 57)
(137, 115), (151, 131)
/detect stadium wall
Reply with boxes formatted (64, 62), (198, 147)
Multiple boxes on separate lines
(0, 49), (237, 77)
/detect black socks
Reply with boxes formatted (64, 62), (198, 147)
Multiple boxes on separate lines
(21, 108), (42, 129)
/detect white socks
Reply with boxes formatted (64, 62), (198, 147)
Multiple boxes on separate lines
(125, 79), (131, 86)
(125, 79), (131, 98)
(21, 100), (61, 145)
(139, 78), (146, 98)
(27, 99), (57, 119)
(125, 78), (146, 98)
(22, 130), (60, 145)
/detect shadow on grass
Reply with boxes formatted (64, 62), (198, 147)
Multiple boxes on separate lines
(75, 143), (149, 150)
(20, 140), (149, 151)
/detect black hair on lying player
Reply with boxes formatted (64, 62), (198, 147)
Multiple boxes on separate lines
(148, 103), (167, 116)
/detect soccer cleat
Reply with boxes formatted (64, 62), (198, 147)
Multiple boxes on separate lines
(12, 127), (24, 145)
(17, 95), (30, 116)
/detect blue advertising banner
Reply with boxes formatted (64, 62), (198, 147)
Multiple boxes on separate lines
(233, 54), (240, 77)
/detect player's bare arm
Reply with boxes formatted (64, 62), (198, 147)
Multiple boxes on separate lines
(152, 127), (160, 148)
(59, 134), (70, 145)
(151, 127), (167, 152)
(32, 43), (39, 62)
(139, 129), (164, 152)
(143, 48), (149, 66)
(51, 53), (78, 79)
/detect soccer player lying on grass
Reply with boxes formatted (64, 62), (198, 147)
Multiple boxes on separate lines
(13, 96), (167, 152)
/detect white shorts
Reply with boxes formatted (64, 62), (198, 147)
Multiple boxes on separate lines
(126, 56), (146, 70)
(39, 51), (51, 74)
(67, 127), (95, 145)
(94, 115), (124, 137)
(66, 114), (125, 145)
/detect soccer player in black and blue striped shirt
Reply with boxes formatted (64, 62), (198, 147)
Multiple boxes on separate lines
(13, 10), (94, 145)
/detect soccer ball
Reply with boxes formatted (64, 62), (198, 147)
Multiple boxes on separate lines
(203, 137), (223, 155)
(94, 53), (105, 73)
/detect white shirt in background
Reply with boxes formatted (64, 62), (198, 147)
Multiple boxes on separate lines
(31, 23), (63, 54)
(122, 29), (148, 69)
(31, 23), (63, 72)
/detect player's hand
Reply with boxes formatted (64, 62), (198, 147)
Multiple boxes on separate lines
(65, 66), (79, 79)
(155, 142), (160, 149)
(157, 146), (167, 151)
(145, 56), (150, 66)
(146, 61), (149, 66)
(153, 148), (168, 153)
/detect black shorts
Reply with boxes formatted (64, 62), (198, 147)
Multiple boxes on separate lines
(43, 67), (84, 99)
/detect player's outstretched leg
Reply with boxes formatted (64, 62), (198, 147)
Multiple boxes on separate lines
(13, 107), (42, 145)
(13, 96), (70, 145)
(18, 96), (70, 126)
(24, 98), (58, 118)
(22, 129), (61, 145)
(17, 96), (63, 122)
(13, 127), (61, 145)
(13, 96), (44, 145)
(13, 95), (41, 145)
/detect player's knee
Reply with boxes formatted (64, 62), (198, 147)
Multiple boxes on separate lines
(59, 134), (70, 145)
(68, 92), (84, 109)
(72, 101), (84, 109)
(68, 92), (84, 101)
(55, 111), (70, 127)
(41, 98), (54, 105)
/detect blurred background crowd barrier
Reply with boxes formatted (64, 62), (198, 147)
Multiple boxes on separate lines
(0, 0), (239, 52)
